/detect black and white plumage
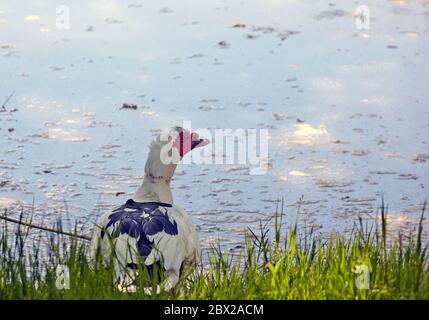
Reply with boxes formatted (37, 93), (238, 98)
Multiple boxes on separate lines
(89, 127), (209, 293)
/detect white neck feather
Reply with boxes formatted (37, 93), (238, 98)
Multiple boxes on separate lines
(133, 176), (174, 204)
(132, 140), (177, 205)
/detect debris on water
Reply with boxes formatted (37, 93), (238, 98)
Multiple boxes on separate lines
(272, 113), (290, 121)
(232, 22), (299, 42)
(1, 90), (15, 112)
(314, 9), (349, 20)
(120, 103), (138, 110)
(237, 101), (252, 108)
(97, 144), (120, 150)
(351, 150), (370, 157)
(412, 154), (429, 164)
(397, 173), (418, 180)
(249, 25), (276, 34)
(199, 105), (224, 111)
(245, 34), (258, 40)
(330, 139), (349, 144)
(218, 200), (242, 207)
(188, 53), (204, 59)
(278, 30), (300, 41)
(50, 65), (63, 71)
(216, 41), (230, 49)
(158, 7), (173, 14)
(341, 197), (376, 204)
(211, 178), (231, 184)
(229, 244), (244, 251)
(232, 22), (247, 28)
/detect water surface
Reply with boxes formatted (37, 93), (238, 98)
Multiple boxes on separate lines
(1, 0), (429, 250)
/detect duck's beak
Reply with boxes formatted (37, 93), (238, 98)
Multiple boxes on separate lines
(190, 132), (210, 150)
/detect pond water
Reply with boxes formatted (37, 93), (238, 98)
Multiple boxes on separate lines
(1, 0), (429, 252)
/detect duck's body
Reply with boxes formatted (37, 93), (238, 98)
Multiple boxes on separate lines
(89, 199), (200, 291)
(89, 127), (209, 292)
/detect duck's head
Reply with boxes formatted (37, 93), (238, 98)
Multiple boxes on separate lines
(144, 126), (210, 182)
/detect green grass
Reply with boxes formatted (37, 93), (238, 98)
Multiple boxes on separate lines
(0, 200), (428, 300)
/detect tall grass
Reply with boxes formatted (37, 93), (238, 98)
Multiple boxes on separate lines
(0, 201), (428, 300)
